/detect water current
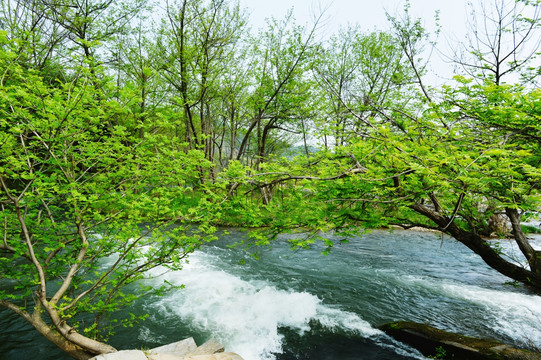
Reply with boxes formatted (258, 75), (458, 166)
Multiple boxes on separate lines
(1, 229), (540, 359)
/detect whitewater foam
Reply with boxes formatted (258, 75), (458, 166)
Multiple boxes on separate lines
(144, 250), (382, 360)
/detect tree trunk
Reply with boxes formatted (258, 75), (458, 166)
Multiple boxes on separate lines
(506, 208), (541, 276)
(1, 300), (117, 360)
(410, 203), (541, 291)
(41, 302), (118, 357)
(31, 313), (105, 360)
(236, 114), (260, 162)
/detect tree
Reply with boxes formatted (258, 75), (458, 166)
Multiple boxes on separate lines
(156, 0), (247, 164)
(236, 11), (319, 168)
(0, 36), (216, 359)
(229, 81), (541, 290)
(452, 0), (541, 85)
(386, 0), (439, 102)
(224, 1), (541, 291)
(446, 0), (541, 234)
(313, 26), (417, 147)
(108, 15), (165, 141)
(36, 0), (148, 67)
(0, 0), (69, 81)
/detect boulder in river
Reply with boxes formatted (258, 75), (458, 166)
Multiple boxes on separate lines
(380, 321), (541, 360)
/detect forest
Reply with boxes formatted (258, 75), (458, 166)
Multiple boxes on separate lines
(1, 0), (541, 358)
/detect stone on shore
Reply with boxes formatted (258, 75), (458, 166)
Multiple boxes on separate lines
(147, 338), (198, 357)
(186, 339), (225, 355)
(89, 338), (243, 360)
(159, 353), (243, 360)
(90, 350), (148, 360)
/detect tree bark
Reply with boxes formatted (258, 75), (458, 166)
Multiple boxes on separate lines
(506, 208), (541, 275)
(30, 311), (105, 360)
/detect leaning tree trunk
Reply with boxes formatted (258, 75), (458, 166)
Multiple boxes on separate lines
(410, 203), (541, 291)
(505, 208), (541, 276)
(0, 299), (117, 360)
(30, 312), (103, 360)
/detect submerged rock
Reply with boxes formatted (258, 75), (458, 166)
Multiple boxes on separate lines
(380, 321), (541, 360)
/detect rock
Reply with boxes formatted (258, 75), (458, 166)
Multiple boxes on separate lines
(179, 353), (244, 360)
(187, 339), (225, 355)
(380, 321), (541, 360)
(497, 347), (541, 360)
(147, 354), (185, 360)
(147, 339), (228, 360)
(89, 337), (244, 360)
(90, 350), (148, 360)
(147, 352), (242, 360)
(148, 337), (198, 356)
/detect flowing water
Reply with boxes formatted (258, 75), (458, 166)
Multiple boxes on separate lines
(1, 229), (541, 359)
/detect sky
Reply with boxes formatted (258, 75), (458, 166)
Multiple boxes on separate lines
(239, 0), (468, 34)
(237, 0), (472, 84)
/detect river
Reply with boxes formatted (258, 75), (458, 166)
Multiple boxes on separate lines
(1, 229), (540, 359)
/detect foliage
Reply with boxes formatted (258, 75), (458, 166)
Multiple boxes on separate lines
(221, 0), (541, 291)
(1, 0), (541, 357)
(0, 34), (217, 357)
(225, 78), (541, 289)
(429, 346), (449, 359)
